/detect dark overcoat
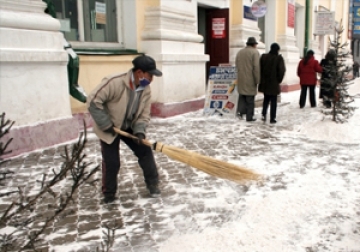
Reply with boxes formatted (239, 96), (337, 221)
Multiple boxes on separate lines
(258, 53), (286, 95)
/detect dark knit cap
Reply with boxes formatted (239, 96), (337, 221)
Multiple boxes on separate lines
(270, 43), (280, 51)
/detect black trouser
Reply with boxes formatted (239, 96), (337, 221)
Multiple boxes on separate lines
(299, 85), (316, 108)
(237, 95), (255, 121)
(262, 94), (277, 121)
(354, 70), (359, 78)
(100, 129), (158, 197)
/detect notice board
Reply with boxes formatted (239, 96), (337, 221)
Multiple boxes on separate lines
(314, 11), (335, 35)
(203, 66), (239, 117)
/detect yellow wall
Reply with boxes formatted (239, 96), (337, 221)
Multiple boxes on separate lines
(276, 1), (286, 35)
(296, 0), (305, 7)
(230, 0), (243, 25)
(71, 55), (136, 113)
(318, 0), (330, 10)
(335, 0), (344, 21)
(71, 0), (161, 114)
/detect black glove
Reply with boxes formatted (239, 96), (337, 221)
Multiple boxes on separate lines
(104, 125), (116, 136)
(133, 133), (145, 145)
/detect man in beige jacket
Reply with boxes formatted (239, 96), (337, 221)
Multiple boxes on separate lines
(235, 37), (261, 122)
(87, 55), (162, 203)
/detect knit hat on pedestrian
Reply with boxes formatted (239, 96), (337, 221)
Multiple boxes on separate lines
(270, 43), (280, 52)
(306, 49), (315, 56)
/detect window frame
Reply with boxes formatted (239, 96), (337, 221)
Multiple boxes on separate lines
(56, 0), (136, 52)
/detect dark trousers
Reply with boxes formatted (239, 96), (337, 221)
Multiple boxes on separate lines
(237, 95), (255, 121)
(353, 70), (359, 78)
(299, 85), (316, 108)
(262, 94), (277, 121)
(100, 129), (159, 197)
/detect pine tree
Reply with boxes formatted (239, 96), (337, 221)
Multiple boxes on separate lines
(321, 21), (357, 122)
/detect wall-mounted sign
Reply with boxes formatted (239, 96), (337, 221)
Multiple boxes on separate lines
(314, 11), (335, 35)
(95, 1), (106, 25)
(244, 6), (257, 21)
(287, 0), (295, 28)
(251, 1), (267, 18)
(212, 18), (226, 39)
(353, 0), (360, 38)
(349, 0), (353, 39)
(59, 19), (71, 32)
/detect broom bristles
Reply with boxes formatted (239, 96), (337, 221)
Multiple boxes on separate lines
(155, 142), (261, 183)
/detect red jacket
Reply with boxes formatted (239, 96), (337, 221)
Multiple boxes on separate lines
(297, 56), (322, 85)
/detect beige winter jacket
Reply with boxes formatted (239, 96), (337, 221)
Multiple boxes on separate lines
(235, 46), (260, 96)
(87, 70), (151, 144)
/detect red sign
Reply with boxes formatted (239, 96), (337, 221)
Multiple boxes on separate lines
(212, 18), (226, 39)
(211, 95), (229, 100)
(287, 1), (295, 28)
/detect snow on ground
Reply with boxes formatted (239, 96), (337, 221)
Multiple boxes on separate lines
(159, 79), (360, 252)
(2, 80), (360, 252)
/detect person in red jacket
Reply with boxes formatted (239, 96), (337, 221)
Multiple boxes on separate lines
(297, 50), (323, 108)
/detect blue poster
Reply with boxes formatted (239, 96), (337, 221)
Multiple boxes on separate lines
(243, 6), (257, 21)
(354, 0), (360, 35)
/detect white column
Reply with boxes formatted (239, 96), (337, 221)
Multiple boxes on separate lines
(140, 4), (209, 104)
(264, 0), (276, 52)
(77, 0), (85, 41)
(309, 0), (321, 58)
(0, 0), (78, 156)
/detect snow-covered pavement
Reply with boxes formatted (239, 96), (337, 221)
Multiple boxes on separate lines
(2, 80), (360, 252)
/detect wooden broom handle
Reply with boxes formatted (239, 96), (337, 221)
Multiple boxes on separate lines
(113, 127), (153, 147)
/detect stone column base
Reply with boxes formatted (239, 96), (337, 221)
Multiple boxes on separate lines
(150, 97), (205, 118)
(3, 117), (79, 158)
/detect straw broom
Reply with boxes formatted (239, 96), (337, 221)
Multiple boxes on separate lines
(113, 128), (261, 183)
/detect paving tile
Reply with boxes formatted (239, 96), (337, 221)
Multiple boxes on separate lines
(2, 112), (360, 252)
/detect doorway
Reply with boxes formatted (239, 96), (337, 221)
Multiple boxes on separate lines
(198, 6), (229, 80)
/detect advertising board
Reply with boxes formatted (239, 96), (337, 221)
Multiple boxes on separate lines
(204, 66), (239, 117)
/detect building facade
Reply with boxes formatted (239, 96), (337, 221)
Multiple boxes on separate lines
(0, 0), (351, 156)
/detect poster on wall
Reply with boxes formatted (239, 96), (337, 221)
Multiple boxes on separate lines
(244, 6), (257, 21)
(203, 66), (238, 117)
(314, 11), (335, 35)
(95, 1), (106, 24)
(349, 0), (353, 39)
(287, 0), (295, 28)
(353, 0), (360, 38)
(212, 18), (226, 39)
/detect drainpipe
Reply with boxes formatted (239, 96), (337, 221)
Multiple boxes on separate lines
(303, 0), (310, 57)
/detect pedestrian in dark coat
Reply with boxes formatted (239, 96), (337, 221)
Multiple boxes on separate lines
(353, 61), (359, 79)
(297, 50), (322, 108)
(258, 43), (286, 124)
(319, 49), (336, 108)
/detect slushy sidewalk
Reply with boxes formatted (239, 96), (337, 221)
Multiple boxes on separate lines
(2, 83), (360, 251)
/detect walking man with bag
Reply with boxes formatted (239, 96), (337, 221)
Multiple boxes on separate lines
(235, 37), (261, 122)
(259, 43), (286, 124)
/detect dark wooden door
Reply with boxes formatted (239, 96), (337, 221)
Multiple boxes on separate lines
(206, 8), (229, 78)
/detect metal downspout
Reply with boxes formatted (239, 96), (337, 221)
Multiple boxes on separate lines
(304, 0), (310, 56)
